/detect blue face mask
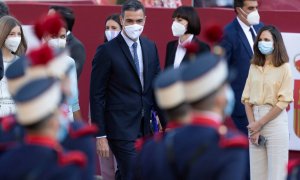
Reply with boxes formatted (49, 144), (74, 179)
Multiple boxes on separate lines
(57, 115), (69, 142)
(258, 41), (274, 55)
(224, 86), (235, 117)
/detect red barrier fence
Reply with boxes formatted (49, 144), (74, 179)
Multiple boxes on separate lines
(7, 4), (300, 121)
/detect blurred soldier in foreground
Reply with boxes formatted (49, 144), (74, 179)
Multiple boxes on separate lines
(135, 52), (248, 180)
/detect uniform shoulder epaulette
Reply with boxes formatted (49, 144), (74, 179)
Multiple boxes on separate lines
(0, 115), (17, 132)
(69, 122), (98, 139)
(153, 131), (164, 142)
(135, 136), (149, 152)
(58, 150), (87, 168)
(219, 129), (248, 149)
(287, 159), (300, 175)
(135, 132), (164, 152)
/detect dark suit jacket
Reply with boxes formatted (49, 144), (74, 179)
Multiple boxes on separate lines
(164, 37), (210, 69)
(0, 50), (3, 81)
(67, 33), (86, 79)
(90, 34), (165, 140)
(220, 18), (263, 117)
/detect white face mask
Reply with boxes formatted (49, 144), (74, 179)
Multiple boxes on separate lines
(171, 21), (187, 37)
(5, 36), (21, 52)
(240, 8), (260, 25)
(124, 24), (144, 40)
(247, 10), (260, 25)
(105, 30), (120, 41)
(48, 38), (67, 49)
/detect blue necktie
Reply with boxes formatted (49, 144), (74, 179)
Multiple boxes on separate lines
(132, 42), (140, 76)
(249, 27), (256, 42)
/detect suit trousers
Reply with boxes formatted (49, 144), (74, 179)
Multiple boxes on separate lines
(250, 105), (289, 180)
(108, 139), (136, 180)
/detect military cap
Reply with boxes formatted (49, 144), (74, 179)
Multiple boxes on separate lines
(181, 52), (228, 103)
(153, 67), (185, 110)
(13, 77), (62, 126)
(6, 46), (73, 96)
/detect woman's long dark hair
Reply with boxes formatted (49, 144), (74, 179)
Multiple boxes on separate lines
(252, 25), (289, 67)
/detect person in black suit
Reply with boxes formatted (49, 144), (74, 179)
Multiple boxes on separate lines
(48, 5), (86, 79)
(90, 1), (166, 179)
(0, 1), (9, 18)
(220, 1), (263, 179)
(220, 0), (263, 135)
(164, 6), (210, 69)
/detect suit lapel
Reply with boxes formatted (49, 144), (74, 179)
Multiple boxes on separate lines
(253, 24), (262, 34)
(234, 19), (253, 58)
(117, 35), (140, 76)
(66, 33), (73, 45)
(182, 37), (197, 64)
(169, 41), (177, 66)
(140, 38), (148, 90)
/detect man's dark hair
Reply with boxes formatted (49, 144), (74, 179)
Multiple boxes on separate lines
(172, 6), (201, 35)
(49, 5), (75, 32)
(121, 0), (145, 17)
(233, 0), (245, 9)
(0, 2), (9, 18)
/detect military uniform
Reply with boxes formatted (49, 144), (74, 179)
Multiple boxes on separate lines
(0, 115), (24, 155)
(0, 134), (86, 180)
(0, 77), (88, 179)
(135, 52), (249, 179)
(0, 114), (98, 180)
(287, 159), (300, 180)
(135, 114), (248, 180)
(5, 49), (98, 180)
(135, 66), (189, 152)
(62, 121), (98, 180)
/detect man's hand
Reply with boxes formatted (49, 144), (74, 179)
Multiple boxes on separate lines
(96, 138), (110, 158)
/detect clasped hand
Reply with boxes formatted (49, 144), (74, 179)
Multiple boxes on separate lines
(247, 121), (263, 135)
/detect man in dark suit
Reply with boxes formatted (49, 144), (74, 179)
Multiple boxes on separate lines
(49, 5), (86, 79)
(0, 1), (9, 18)
(90, 1), (166, 179)
(220, 0), (263, 135)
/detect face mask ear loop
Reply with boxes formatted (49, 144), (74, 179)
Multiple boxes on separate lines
(238, 7), (248, 21)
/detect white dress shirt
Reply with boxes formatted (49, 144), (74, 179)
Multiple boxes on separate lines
(121, 31), (144, 87)
(174, 34), (194, 68)
(237, 17), (257, 52)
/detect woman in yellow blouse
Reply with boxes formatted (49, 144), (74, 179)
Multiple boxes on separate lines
(242, 25), (293, 180)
